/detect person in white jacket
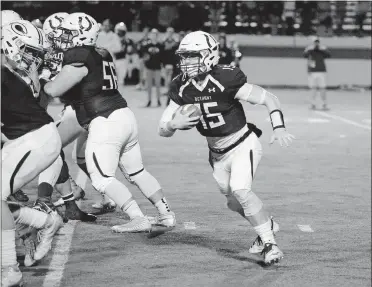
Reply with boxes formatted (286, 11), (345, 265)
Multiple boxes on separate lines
(96, 19), (121, 58)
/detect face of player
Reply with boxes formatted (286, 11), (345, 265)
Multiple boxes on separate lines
(11, 44), (44, 75)
(178, 51), (207, 79)
(53, 28), (78, 50)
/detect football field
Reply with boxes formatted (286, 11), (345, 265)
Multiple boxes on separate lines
(20, 85), (371, 287)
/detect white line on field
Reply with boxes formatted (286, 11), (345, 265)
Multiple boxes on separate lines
(42, 220), (77, 287)
(297, 225), (314, 233)
(315, 111), (371, 130)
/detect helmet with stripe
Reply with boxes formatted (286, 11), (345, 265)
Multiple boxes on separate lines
(2, 20), (45, 74)
(1, 10), (23, 27)
(176, 30), (219, 79)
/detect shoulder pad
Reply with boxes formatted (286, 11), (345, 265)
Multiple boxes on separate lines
(63, 46), (90, 67)
(212, 65), (247, 94)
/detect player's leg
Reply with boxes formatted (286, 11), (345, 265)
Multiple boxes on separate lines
(229, 134), (283, 265)
(146, 68), (153, 107)
(319, 72), (329, 110)
(308, 72), (317, 109)
(58, 106), (85, 148)
(2, 123), (63, 271)
(85, 108), (151, 232)
(119, 141), (175, 228)
(154, 69), (162, 107)
(72, 133), (116, 212)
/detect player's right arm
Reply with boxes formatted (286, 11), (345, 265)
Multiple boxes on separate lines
(158, 100), (200, 137)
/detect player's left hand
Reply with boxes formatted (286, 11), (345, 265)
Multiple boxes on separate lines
(269, 128), (295, 147)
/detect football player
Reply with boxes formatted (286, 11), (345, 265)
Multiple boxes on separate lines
(32, 12), (97, 222)
(1, 20), (64, 286)
(41, 13), (176, 232)
(1, 10), (30, 203)
(158, 31), (295, 265)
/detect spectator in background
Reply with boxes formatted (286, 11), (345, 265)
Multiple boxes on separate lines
(303, 37), (331, 111)
(267, 1), (284, 35)
(231, 39), (243, 68)
(355, 1), (371, 37)
(140, 1), (158, 30)
(113, 22), (135, 86)
(162, 27), (178, 97)
(96, 19), (121, 56)
(218, 33), (234, 65)
(136, 26), (150, 90)
(334, 1), (347, 36)
(283, 0), (296, 36)
(142, 29), (164, 107)
(297, 1), (317, 35)
(317, 1), (333, 37)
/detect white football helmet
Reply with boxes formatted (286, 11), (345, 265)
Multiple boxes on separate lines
(43, 12), (69, 47)
(2, 20), (45, 74)
(176, 31), (219, 79)
(53, 12), (99, 50)
(1, 10), (22, 27)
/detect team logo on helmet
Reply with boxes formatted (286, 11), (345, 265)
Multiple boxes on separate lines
(78, 16), (92, 32)
(49, 15), (64, 29)
(11, 23), (28, 36)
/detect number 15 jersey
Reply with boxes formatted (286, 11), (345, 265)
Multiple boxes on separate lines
(61, 45), (127, 128)
(168, 65), (247, 138)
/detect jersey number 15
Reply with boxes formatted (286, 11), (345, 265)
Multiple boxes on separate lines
(194, 102), (226, 129)
(102, 61), (118, 90)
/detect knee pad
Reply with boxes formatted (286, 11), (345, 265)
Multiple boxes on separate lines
(91, 175), (114, 194)
(232, 189), (263, 217)
(130, 169), (161, 198)
(56, 157), (70, 184)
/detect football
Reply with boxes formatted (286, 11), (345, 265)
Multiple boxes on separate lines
(173, 104), (203, 130)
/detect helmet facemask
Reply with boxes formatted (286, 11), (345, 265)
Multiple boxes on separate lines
(176, 50), (209, 79)
(4, 38), (44, 75)
(53, 27), (78, 50)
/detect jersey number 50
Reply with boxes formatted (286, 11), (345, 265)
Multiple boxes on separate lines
(194, 102), (225, 129)
(102, 61), (118, 90)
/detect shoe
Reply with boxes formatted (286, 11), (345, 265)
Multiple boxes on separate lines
(111, 216), (152, 233)
(1, 264), (23, 287)
(64, 201), (97, 222)
(146, 211), (176, 228)
(157, 100), (161, 107)
(248, 216), (280, 254)
(34, 211), (63, 261)
(261, 243), (284, 265)
(8, 190), (29, 203)
(33, 199), (55, 214)
(92, 196), (116, 211)
(145, 101), (151, 108)
(23, 234), (37, 267)
(70, 178), (86, 200)
(309, 104), (316, 110)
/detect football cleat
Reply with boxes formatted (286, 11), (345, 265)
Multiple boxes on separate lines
(8, 190), (29, 203)
(248, 216), (280, 254)
(146, 212), (176, 228)
(23, 235), (37, 267)
(261, 243), (284, 266)
(34, 211), (63, 261)
(1, 264), (23, 287)
(111, 216), (152, 233)
(64, 201), (97, 222)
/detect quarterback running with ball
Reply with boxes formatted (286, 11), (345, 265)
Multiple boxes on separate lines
(158, 31), (295, 265)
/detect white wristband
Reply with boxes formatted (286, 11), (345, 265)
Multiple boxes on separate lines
(269, 110), (285, 130)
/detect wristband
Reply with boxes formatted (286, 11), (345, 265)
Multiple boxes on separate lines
(269, 109), (285, 130)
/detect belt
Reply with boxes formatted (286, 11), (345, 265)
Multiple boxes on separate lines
(208, 123), (262, 155)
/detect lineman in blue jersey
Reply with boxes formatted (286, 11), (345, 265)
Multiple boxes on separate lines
(158, 31), (295, 266)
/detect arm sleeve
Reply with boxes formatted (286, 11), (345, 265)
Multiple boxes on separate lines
(63, 47), (89, 69)
(158, 100), (180, 137)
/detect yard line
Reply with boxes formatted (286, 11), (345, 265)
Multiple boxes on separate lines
(315, 111), (371, 130)
(42, 221), (77, 287)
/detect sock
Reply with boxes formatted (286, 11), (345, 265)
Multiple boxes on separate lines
(77, 162), (89, 177)
(62, 192), (75, 202)
(74, 169), (89, 190)
(37, 182), (54, 202)
(253, 219), (276, 244)
(14, 207), (48, 229)
(154, 197), (171, 215)
(122, 200), (144, 219)
(1, 229), (17, 266)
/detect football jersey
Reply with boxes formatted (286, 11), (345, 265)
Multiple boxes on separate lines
(61, 45), (127, 128)
(44, 48), (64, 78)
(1, 66), (54, 140)
(169, 65), (247, 138)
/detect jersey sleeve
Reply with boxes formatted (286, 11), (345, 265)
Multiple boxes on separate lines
(168, 76), (184, 106)
(218, 66), (247, 99)
(62, 47), (90, 68)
